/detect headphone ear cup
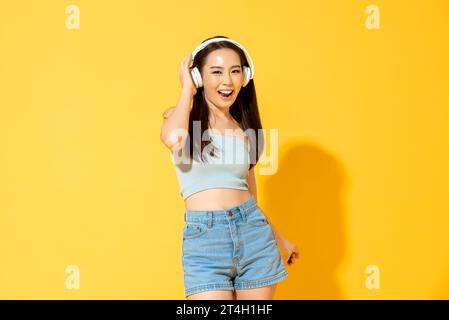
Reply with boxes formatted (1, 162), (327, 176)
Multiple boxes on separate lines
(242, 66), (251, 87)
(190, 67), (203, 88)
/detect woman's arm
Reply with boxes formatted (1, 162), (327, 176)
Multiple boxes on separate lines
(247, 167), (258, 203)
(247, 167), (300, 266)
(247, 167), (281, 239)
(160, 53), (196, 152)
(160, 88), (194, 151)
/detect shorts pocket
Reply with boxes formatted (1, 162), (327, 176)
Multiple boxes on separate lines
(246, 208), (269, 226)
(182, 222), (208, 240)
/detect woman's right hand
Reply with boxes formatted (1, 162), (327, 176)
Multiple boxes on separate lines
(179, 53), (197, 96)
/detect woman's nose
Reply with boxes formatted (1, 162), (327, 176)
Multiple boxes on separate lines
(222, 72), (232, 84)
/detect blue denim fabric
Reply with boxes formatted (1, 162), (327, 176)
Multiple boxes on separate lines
(181, 195), (288, 297)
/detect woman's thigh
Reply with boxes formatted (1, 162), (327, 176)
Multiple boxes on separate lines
(235, 284), (277, 300)
(187, 289), (235, 300)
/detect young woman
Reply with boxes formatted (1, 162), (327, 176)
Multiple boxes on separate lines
(160, 36), (299, 300)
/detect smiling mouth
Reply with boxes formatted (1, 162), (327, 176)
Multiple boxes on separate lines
(218, 90), (234, 97)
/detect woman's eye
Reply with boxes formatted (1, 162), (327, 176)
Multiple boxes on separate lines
(212, 70), (241, 74)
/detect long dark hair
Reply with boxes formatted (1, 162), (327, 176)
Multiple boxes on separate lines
(187, 35), (264, 171)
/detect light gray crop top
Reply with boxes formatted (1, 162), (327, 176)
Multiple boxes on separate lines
(171, 131), (250, 200)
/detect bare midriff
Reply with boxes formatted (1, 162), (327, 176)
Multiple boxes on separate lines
(184, 188), (253, 211)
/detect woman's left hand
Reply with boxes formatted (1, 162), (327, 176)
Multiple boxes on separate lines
(276, 236), (300, 266)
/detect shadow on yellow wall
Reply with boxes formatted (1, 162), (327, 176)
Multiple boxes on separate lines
(260, 141), (348, 299)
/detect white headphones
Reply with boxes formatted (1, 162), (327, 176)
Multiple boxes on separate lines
(190, 37), (255, 88)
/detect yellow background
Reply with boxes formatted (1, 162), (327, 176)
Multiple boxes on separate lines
(1, 0), (448, 299)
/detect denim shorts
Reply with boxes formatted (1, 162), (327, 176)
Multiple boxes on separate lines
(181, 195), (288, 297)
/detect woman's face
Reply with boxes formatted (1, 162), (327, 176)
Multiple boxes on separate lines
(201, 48), (244, 109)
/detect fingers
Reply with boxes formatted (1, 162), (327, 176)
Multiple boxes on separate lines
(286, 251), (299, 266)
(183, 53), (192, 65)
(288, 255), (296, 265)
(179, 53), (192, 77)
(180, 54), (189, 66)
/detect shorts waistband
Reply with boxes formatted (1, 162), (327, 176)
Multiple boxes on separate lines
(184, 195), (258, 222)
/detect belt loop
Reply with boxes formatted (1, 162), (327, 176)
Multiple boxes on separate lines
(241, 207), (247, 223)
(207, 211), (213, 228)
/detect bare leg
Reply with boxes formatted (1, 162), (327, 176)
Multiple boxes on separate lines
(186, 290), (235, 300)
(235, 284), (277, 300)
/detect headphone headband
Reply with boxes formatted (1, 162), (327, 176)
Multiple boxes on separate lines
(191, 37), (254, 80)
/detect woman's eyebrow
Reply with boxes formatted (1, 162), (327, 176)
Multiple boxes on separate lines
(210, 65), (242, 69)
